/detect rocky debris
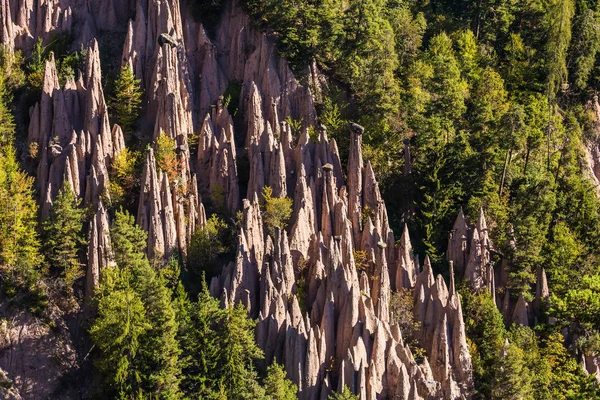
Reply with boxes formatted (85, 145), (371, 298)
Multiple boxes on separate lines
(29, 40), (114, 220)
(0, 367), (21, 399)
(208, 118), (472, 398)
(137, 148), (182, 260)
(583, 353), (600, 384)
(1, 0), (73, 51)
(348, 123), (364, 248)
(0, 306), (77, 399)
(215, 2), (316, 128)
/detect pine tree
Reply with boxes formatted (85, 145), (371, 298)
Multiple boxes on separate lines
(91, 210), (181, 398)
(545, 0), (574, 100)
(179, 280), (224, 398)
(569, 4), (600, 91)
(110, 208), (147, 270)
(461, 289), (507, 397)
(133, 263), (182, 397)
(42, 184), (86, 292)
(263, 363), (298, 400)
(111, 65), (143, 136)
(90, 273), (150, 397)
(0, 96), (41, 296)
(491, 340), (533, 400)
(423, 32), (468, 122)
(328, 386), (359, 400)
(217, 302), (265, 399)
(187, 214), (228, 280)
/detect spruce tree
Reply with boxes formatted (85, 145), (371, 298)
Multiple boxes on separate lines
(89, 275), (150, 397)
(91, 210), (181, 398)
(111, 65), (143, 136)
(328, 386), (359, 400)
(491, 340), (533, 400)
(217, 302), (265, 399)
(263, 363), (298, 400)
(42, 184), (86, 292)
(179, 280), (223, 398)
(0, 97), (41, 296)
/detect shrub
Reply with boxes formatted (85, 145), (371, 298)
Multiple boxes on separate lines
(187, 214), (228, 279)
(155, 132), (180, 183)
(262, 186), (293, 237)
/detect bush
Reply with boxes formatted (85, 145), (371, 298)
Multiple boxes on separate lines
(187, 214), (228, 280)
(262, 186), (292, 237)
(389, 289), (423, 357)
(108, 148), (141, 210)
(155, 132), (180, 183)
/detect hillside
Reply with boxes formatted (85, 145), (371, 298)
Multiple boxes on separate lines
(0, 0), (599, 399)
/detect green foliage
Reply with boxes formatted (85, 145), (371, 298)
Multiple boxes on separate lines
(155, 132), (180, 183)
(187, 214), (228, 280)
(56, 44), (86, 86)
(569, 3), (600, 91)
(550, 274), (600, 355)
(0, 78), (16, 149)
(90, 277), (151, 398)
(541, 221), (585, 291)
(42, 185), (86, 293)
(328, 385), (359, 400)
(109, 148), (142, 211)
(285, 116), (303, 138)
(179, 281), (266, 399)
(545, 0), (574, 100)
(461, 282), (600, 399)
(319, 95), (348, 150)
(24, 36), (85, 94)
(262, 186), (293, 237)
(460, 288), (506, 397)
(178, 281), (223, 398)
(540, 330), (600, 399)
(0, 46), (25, 98)
(218, 302), (265, 399)
(389, 289), (423, 357)
(110, 65), (143, 136)
(91, 210), (181, 398)
(0, 96), (42, 299)
(223, 81), (242, 116)
(491, 339), (533, 400)
(263, 363), (298, 400)
(26, 38), (47, 93)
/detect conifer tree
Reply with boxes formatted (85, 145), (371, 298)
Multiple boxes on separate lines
(91, 210), (181, 398)
(263, 363), (298, 400)
(179, 280), (223, 398)
(491, 340), (533, 400)
(0, 97), (41, 294)
(217, 302), (265, 399)
(329, 386), (359, 400)
(545, 0), (574, 100)
(42, 184), (86, 292)
(90, 274), (150, 397)
(111, 65), (143, 136)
